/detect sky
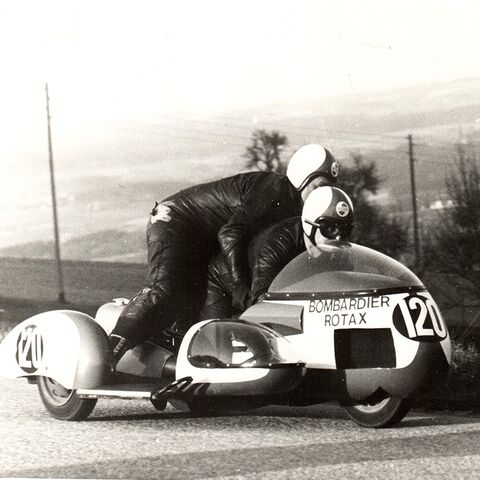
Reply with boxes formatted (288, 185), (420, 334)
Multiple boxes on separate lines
(2, 0), (480, 124)
(1, 0), (480, 246)
(2, 0), (480, 147)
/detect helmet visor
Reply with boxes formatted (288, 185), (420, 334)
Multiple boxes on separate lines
(305, 219), (351, 242)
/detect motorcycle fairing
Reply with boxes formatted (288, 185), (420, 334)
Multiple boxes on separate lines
(339, 341), (451, 400)
(268, 242), (424, 294)
(242, 288), (451, 401)
(245, 290), (451, 370)
(289, 340), (451, 403)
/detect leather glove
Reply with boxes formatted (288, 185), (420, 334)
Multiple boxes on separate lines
(250, 292), (266, 306)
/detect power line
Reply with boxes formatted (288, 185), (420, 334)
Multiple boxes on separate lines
(112, 120), (407, 150)
(89, 108), (480, 146)
(113, 112), (412, 142)
(417, 158), (453, 166)
(88, 110), (480, 159)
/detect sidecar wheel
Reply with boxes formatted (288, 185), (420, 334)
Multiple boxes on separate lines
(342, 395), (414, 428)
(37, 377), (97, 421)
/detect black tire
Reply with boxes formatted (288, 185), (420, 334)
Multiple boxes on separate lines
(342, 395), (414, 428)
(37, 377), (97, 421)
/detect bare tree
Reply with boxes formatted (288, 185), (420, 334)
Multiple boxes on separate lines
(426, 141), (480, 294)
(244, 129), (288, 173)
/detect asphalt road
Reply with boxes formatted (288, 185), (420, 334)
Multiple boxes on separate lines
(1, 377), (480, 479)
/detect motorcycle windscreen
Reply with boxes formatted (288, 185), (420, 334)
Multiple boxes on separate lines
(269, 241), (423, 294)
(187, 320), (301, 368)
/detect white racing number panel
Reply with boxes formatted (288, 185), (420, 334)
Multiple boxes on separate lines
(0, 311), (82, 387)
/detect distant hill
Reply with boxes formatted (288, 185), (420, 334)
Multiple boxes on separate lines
(3, 76), (479, 261)
(0, 229), (147, 263)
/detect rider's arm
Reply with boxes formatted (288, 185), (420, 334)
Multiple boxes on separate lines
(250, 218), (304, 304)
(217, 175), (301, 311)
(217, 206), (252, 310)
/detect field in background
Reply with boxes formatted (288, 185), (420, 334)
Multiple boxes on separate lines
(0, 257), (145, 338)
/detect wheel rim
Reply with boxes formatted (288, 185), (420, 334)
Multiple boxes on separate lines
(42, 377), (75, 406)
(352, 397), (390, 414)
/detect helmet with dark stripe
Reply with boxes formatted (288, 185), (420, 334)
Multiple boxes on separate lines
(287, 144), (339, 191)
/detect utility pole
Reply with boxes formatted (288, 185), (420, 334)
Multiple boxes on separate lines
(408, 134), (421, 266)
(45, 83), (66, 303)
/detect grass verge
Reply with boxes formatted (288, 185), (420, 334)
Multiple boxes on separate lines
(417, 337), (480, 412)
(0, 296), (98, 341)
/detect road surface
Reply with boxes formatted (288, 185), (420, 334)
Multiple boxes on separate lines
(1, 377), (479, 479)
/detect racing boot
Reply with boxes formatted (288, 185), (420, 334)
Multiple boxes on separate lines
(108, 334), (131, 368)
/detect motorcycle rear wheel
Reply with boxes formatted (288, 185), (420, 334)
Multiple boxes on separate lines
(37, 376), (97, 421)
(342, 395), (414, 428)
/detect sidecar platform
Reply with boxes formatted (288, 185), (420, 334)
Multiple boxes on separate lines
(77, 376), (193, 401)
(77, 383), (163, 399)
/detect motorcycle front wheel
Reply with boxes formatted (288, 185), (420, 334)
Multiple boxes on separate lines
(37, 376), (97, 421)
(342, 395), (414, 428)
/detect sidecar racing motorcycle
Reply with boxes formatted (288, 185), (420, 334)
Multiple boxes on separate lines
(0, 242), (452, 428)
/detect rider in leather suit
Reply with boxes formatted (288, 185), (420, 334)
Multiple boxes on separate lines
(109, 144), (340, 363)
(200, 186), (354, 320)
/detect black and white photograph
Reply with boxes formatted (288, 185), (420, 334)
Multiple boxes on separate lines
(1, 0), (480, 478)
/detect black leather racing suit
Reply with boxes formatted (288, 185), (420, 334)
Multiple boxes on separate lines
(199, 217), (305, 320)
(111, 172), (302, 347)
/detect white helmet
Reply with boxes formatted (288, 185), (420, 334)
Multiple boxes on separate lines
(287, 144), (339, 191)
(302, 186), (353, 243)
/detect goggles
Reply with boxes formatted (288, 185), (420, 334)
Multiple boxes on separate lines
(305, 218), (351, 243)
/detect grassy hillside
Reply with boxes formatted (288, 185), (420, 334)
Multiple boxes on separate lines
(1, 229), (147, 263)
(0, 257), (145, 304)
(0, 257), (146, 337)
